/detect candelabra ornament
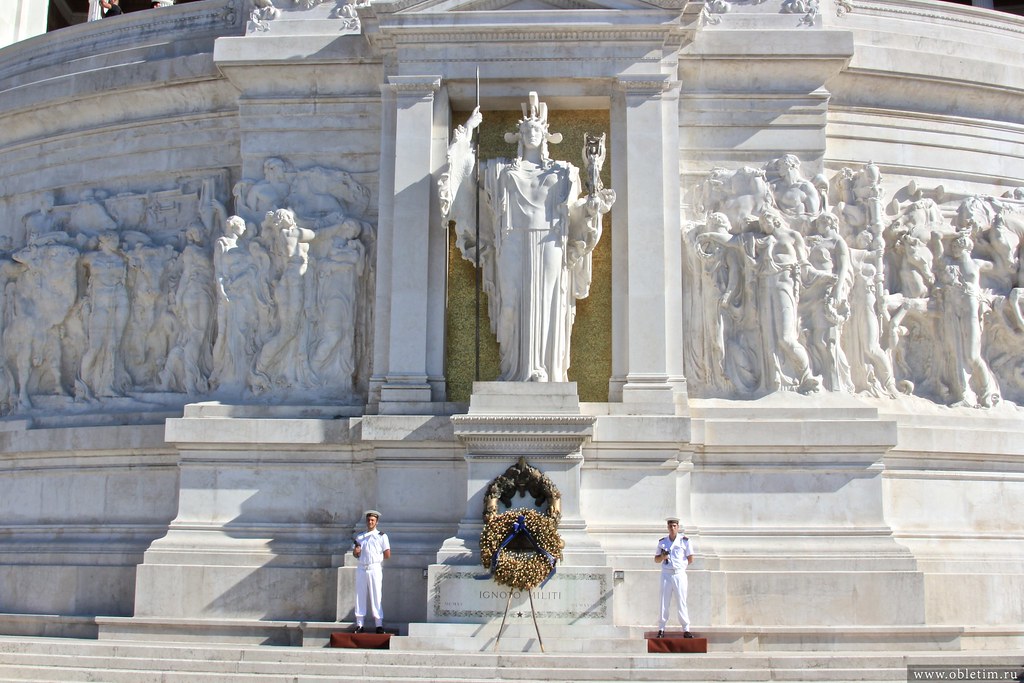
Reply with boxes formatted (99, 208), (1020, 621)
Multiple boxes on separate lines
(478, 456), (563, 652)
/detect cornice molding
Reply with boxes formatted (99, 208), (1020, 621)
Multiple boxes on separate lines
(616, 75), (682, 94)
(851, 0), (1024, 36)
(383, 75), (443, 93)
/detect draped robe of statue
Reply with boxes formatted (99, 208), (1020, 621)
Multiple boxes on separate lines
(440, 94), (614, 382)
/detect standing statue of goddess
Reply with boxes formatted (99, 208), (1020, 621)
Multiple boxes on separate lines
(439, 93), (616, 382)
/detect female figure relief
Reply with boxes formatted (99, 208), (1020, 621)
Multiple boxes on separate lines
(211, 216), (270, 394)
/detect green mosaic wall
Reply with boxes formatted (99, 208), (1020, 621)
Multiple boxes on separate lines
(445, 109), (613, 403)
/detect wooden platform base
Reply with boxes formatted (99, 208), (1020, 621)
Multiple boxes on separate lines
(329, 632), (392, 649)
(644, 631), (708, 653)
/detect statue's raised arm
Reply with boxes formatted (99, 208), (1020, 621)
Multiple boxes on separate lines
(438, 92), (615, 383)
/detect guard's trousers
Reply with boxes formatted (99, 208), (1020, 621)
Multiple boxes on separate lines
(658, 570), (690, 630)
(354, 563), (383, 626)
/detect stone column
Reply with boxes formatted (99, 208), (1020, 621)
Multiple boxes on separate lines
(610, 76), (687, 413)
(373, 76), (446, 414)
(2, 0), (48, 47)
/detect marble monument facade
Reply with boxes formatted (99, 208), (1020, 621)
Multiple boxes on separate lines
(0, 0), (1021, 650)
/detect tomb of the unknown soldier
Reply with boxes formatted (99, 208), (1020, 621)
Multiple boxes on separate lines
(0, 0), (1022, 679)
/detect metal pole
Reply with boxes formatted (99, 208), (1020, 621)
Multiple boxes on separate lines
(493, 590), (513, 652)
(528, 590), (545, 653)
(473, 66), (481, 382)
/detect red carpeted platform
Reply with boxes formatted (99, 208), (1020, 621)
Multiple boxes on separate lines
(644, 631), (708, 653)
(329, 632), (392, 649)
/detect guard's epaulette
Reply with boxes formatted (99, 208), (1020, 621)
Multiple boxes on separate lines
(682, 536), (689, 541)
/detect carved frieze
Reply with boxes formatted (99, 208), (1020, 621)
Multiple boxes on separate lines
(1, 159), (375, 416)
(685, 156), (1024, 408)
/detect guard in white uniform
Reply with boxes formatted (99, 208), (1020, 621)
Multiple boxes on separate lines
(655, 516), (694, 638)
(353, 509), (391, 633)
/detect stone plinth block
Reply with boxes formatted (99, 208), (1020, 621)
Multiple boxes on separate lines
(443, 381), (607, 565)
(646, 633), (708, 653)
(427, 565), (614, 625)
(329, 632), (391, 649)
(466, 382), (581, 415)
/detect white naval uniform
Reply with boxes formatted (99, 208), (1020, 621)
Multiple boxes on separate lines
(657, 534), (693, 631)
(353, 528), (390, 628)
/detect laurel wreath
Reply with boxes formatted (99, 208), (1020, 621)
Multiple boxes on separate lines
(479, 507), (563, 590)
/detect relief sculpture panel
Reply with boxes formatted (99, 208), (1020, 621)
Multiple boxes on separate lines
(0, 161), (375, 416)
(685, 156), (1024, 408)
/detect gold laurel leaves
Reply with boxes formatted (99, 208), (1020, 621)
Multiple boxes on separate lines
(480, 507), (563, 590)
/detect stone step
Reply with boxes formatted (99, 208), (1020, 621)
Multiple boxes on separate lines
(405, 622), (633, 637)
(393, 634), (648, 653)
(398, 620), (643, 653)
(0, 661), (906, 683)
(0, 636), (1020, 683)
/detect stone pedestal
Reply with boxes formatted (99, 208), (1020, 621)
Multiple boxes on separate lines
(437, 382), (602, 566)
(688, 394), (927, 627)
(130, 404), (359, 623)
(429, 382), (613, 629)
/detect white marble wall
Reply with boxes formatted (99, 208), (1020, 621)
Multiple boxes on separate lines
(0, 0), (1021, 647)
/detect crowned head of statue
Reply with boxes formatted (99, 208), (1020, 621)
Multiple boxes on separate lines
(505, 92), (564, 165)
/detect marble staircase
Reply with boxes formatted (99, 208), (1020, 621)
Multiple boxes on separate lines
(0, 635), (1022, 682)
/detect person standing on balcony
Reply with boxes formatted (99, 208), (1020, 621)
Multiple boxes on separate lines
(100, 0), (123, 17)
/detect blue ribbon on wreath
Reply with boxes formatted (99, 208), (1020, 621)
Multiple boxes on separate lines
(490, 513), (558, 587)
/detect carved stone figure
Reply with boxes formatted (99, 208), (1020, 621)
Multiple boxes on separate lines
(160, 227), (215, 395)
(765, 154), (821, 231)
(308, 216), (365, 395)
(682, 212), (733, 393)
(801, 213), (854, 392)
(22, 193), (60, 245)
(845, 250), (900, 398)
(933, 232), (1000, 407)
(582, 133), (606, 196)
(77, 232), (131, 399)
(955, 195), (1024, 292)
(439, 93), (615, 382)
(235, 157), (292, 230)
(212, 216), (270, 394)
(746, 207), (819, 393)
(248, 0), (280, 32)
(4, 239), (79, 409)
(891, 232), (934, 299)
(831, 162), (885, 239)
(124, 238), (177, 388)
(684, 158), (1024, 409)
(697, 166), (773, 236)
(67, 189), (118, 235)
(250, 209), (316, 393)
(0, 242), (23, 412)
